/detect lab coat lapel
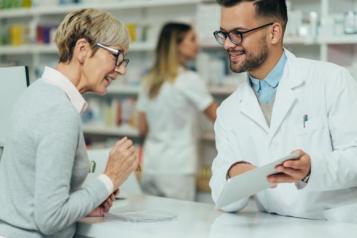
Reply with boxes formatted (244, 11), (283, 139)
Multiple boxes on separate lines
(269, 50), (304, 142)
(240, 79), (269, 134)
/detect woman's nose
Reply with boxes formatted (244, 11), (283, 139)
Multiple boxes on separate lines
(115, 65), (126, 75)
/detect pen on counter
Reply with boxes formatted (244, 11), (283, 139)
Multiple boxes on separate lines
(303, 114), (308, 128)
(115, 196), (126, 200)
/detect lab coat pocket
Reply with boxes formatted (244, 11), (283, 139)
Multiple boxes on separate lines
(295, 116), (328, 151)
(297, 116), (325, 135)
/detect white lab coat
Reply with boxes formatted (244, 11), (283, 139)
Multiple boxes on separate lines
(210, 50), (357, 221)
(137, 68), (213, 174)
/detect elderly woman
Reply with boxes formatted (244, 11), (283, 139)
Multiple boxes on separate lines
(0, 9), (138, 238)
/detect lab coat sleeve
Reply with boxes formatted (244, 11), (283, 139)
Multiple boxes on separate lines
(178, 73), (214, 111)
(209, 106), (249, 212)
(306, 68), (357, 191)
(137, 84), (148, 112)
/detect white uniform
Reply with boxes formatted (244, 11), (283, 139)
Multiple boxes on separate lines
(137, 68), (213, 200)
(210, 50), (357, 221)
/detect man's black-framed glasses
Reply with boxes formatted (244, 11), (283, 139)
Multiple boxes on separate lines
(213, 22), (274, 45)
(96, 43), (130, 68)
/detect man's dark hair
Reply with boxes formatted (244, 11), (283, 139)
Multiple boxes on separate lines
(216, 0), (288, 30)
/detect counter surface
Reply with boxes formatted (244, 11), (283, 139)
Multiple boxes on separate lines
(76, 195), (357, 238)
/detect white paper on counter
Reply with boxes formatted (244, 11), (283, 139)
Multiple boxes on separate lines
(105, 209), (177, 223)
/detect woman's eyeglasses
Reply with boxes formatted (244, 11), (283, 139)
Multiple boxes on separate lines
(96, 43), (130, 68)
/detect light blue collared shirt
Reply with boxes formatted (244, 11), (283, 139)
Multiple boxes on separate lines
(249, 52), (287, 104)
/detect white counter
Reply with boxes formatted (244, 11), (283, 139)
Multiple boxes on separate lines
(76, 195), (357, 238)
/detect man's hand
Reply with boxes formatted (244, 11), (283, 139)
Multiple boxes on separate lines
(267, 150), (311, 184)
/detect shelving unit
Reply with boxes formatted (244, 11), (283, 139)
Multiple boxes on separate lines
(0, 0), (209, 80)
(83, 83), (228, 146)
(0, 41), (157, 55)
(286, 0), (357, 66)
(0, 0), (203, 18)
(3, 0), (357, 72)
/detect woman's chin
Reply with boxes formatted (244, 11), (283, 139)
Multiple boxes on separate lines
(96, 87), (107, 96)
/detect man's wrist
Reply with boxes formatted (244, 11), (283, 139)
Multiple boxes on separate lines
(301, 169), (311, 183)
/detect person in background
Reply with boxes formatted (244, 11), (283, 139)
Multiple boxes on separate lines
(0, 9), (138, 238)
(137, 22), (218, 201)
(210, 0), (357, 221)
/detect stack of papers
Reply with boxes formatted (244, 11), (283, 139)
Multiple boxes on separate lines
(106, 210), (177, 223)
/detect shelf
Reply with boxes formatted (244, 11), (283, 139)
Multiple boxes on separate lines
(0, 0), (202, 19)
(284, 35), (357, 45)
(0, 44), (57, 55)
(6, 35), (357, 56)
(208, 85), (235, 95)
(200, 36), (318, 47)
(82, 124), (139, 137)
(129, 41), (156, 52)
(82, 124), (215, 141)
(107, 85), (140, 94)
(284, 36), (316, 45)
(0, 42), (155, 55)
(317, 35), (357, 44)
(105, 85), (235, 95)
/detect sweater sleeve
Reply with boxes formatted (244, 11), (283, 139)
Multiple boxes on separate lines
(33, 103), (109, 235)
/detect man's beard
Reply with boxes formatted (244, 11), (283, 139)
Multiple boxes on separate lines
(229, 42), (268, 73)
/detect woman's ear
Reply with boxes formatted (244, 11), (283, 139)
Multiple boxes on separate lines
(74, 38), (91, 64)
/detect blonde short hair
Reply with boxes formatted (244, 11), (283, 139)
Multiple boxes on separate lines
(55, 8), (129, 63)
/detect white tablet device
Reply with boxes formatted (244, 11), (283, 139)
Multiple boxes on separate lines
(216, 151), (301, 209)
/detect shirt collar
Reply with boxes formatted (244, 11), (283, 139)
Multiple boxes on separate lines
(41, 66), (88, 114)
(249, 51), (287, 89)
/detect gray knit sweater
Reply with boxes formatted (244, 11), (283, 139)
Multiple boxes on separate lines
(0, 79), (109, 238)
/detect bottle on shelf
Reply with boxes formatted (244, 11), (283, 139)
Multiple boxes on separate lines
(344, 11), (357, 34)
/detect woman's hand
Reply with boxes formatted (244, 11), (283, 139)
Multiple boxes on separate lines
(87, 189), (119, 217)
(87, 207), (105, 217)
(104, 137), (139, 189)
